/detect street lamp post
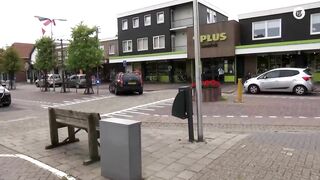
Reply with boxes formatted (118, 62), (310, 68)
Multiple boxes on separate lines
(96, 26), (100, 95)
(193, 0), (204, 142)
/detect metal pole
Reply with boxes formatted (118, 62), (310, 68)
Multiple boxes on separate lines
(60, 39), (66, 93)
(193, 0), (203, 142)
(96, 26), (100, 95)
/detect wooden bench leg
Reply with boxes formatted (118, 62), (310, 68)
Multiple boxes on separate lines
(46, 108), (59, 149)
(46, 108), (80, 149)
(83, 115), (100, 165)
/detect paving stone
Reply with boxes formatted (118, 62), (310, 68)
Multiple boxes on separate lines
(177, 170), (196, 179)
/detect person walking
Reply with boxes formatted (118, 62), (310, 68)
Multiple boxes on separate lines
(218, 67), (224, 83)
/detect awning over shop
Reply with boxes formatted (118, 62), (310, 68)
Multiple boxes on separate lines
(236, 39), (320, 55)
(109, 51), (187, 64)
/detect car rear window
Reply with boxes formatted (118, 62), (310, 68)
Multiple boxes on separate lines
(123, 73), (139, 81)
(279, 70), (299, 77)
(303, 69), (312, 76)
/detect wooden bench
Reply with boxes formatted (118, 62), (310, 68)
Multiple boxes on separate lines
(45, 108), (101, 165)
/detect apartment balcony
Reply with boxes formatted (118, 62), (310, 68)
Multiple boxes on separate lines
(171, 17), (193, 29)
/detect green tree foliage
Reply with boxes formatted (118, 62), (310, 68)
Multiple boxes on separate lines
(34, 37), (56, 91)
(67, 22), (103, 94)
(1, 47), (22, 89)
(0, 48), (4, 72)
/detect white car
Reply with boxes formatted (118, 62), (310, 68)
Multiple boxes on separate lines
(244, 68), (314, 95)
(0, 85), (11, 107)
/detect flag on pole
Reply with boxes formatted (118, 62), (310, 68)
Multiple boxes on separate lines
(34, 16), (67, 36)
(41, 28), (46, 35)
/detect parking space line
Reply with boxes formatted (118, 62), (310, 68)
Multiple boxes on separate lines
(111, 113), (133, 118)
(135, 108), (155, 111)
(126, 111), (150, 115)
(0, 116), (37, 123)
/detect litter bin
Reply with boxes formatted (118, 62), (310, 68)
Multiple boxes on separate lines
(172, 86), (194, 142)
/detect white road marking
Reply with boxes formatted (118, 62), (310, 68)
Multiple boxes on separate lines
(0, 116), (37, 123)
(226, 115), (235, 118)
(269, 116), (277, 118)
(314, 117), (320, 119)
(255, 116), (263, 118)
(111, 113), (133, 118)
(203, 115), (208, 118)
(135, 108), (155, 111)
(161, 115), (169, 117)
(284, 116), (292, 119)
(240, 115), (248, 118)
(100, 98), (174, 118)
(0, 154), (75, 180)
(126, 111), (150, 115)
(213, 115), (221, 118)
(153, 114), (160, 117)
(298, 116), (307, 119)
(149, 105), (165, 108)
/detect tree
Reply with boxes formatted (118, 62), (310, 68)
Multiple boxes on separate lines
(34, 37), (56, 91)
(0, 48), (5, 73)
(67, 22), (103, 94)
(1, 47), (22, 89)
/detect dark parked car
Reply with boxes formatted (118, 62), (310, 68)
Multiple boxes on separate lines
(0, 86), (11, 107)
(109, 72), (143, 95)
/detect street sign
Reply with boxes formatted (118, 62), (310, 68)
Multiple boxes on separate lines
(123, 60), (127, 67)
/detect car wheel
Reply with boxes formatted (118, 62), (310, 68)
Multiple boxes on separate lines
(248, 84), (259, 94)
(35, 83), (39, 87)
(293, 85), (306, 95)
(138, 89), (143, 95)
(115, 87), (119, 95)
(109, 86), (113, 93)
(3, 101), (11, 107)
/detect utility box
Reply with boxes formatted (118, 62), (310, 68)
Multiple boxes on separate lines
(100, 118), (142, 180)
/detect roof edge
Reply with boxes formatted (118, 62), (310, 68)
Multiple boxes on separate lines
(117, 0), (228, 18)
(239, 1), (320, 20)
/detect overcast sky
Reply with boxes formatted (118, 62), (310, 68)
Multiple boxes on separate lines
(0, 0), (317, 47)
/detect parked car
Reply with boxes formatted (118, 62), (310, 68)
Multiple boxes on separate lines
(35, 74), (62, 87)
(67, 74), (87, 88)
(0, 85), (11, 107)
(244, 68), (314, 95)
(67, 74), (97, 88)
(109, 72), (143, 95)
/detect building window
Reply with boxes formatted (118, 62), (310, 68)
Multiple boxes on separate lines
(311, 13), (320, 35)
(137, 38), (148, 51)
(207, 9), (216, 24)
(153, 35), (165, 49)
(109, 44), (115, 55)
(144, 14), (151, 26)
(252, 19), (281, 40)
(133, 17), (139, 28)
(157, 12), (164, 24)
(122, 40), (132, 53)
(122, 19), (128, 30)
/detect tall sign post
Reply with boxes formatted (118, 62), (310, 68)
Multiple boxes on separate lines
(193, 0), (204, 141)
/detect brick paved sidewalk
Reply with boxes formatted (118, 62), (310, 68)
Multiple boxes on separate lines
(0, 145), (60, 180)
